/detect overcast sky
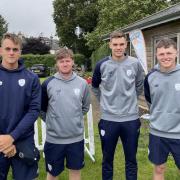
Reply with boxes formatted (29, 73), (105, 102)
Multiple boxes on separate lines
(0, 0), (56, 38)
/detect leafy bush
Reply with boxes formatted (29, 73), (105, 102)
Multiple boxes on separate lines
(22, 37), (50, 55)
(74, 53), (85, 66)
(21, 53), (87, 69)
(21, 54), (55, 68)
(91, 42), (111, 69)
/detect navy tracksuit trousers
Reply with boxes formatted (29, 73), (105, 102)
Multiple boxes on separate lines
(98, 119), (141, 180)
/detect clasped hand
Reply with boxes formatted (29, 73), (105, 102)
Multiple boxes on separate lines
(0, 135), (16, 158)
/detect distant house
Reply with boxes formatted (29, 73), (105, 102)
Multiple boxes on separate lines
(40, 36), (60, 54)
(18, 32), (60, 54)
(104, 2), (180, 69)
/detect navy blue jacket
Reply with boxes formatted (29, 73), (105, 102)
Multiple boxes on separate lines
(0, 60), (41, 141)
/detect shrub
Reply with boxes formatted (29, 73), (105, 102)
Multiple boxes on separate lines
(74, 53), (86, 66)
(21, 54), (55, 68)
(21, 53), (87, 69)
(91, 42), (111, 69)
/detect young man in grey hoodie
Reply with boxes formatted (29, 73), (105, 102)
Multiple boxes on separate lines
(92, 31), (144, 180)
(144, 38), (180, 180)
(41, 48), (90, 180)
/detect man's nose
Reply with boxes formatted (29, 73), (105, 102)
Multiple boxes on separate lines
(9, 49), (15, 54)
(164, 54), (169, 59)
(117, 45), (122, 49)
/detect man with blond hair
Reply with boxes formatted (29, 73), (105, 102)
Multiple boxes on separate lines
(0, 33), (41, 180)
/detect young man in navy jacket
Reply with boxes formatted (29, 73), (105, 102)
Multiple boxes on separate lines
(0, 33), (41, 180)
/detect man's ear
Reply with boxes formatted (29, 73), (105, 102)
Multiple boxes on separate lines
(176, 50), (179, 58)
(125, 41), (128, 49)
(0, 47), (2, 56)
(109, 41), (112, 50)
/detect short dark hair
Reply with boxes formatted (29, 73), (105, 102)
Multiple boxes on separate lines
(156, 38), (177, 50)
(1, 33), (22, 49)
(109, 31), (127, 41)
(55, 48), (74, 61)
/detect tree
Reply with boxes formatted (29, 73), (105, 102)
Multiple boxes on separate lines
(53, 0), (99, 57)
(22, 37), (50, 55)
(168, 0), (180, 4)
(0, 15), (8, 39)
(86, 0), (170, 49)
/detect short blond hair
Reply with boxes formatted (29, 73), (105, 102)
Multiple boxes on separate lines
(1, 33), (22, 49)
(55, 48), (74, 61)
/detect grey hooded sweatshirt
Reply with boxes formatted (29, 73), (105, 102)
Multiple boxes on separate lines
(92, 55), (144, 122)
(41, 72), (90, 144)
(144, 64), (180, 139)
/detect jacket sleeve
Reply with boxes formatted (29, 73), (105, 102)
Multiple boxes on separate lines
(82, 82), (91, 115)
(40, 79), (50, 122)
(144, 73), (151, 106)
(10, 76), (41, 141)
(135, 62), (145, 97)
(41, 80), (49, 113)
(91, 61), (102, 102)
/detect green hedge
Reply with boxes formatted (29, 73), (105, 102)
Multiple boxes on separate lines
(91, 43), (111, 69)
(21, 54), (55, 68)
(21, 53), (86, 68)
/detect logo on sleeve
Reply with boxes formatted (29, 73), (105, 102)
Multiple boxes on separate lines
(18, 79), (26, 87)
(175, 83), (180, 91)
(0, 81), (2, 86)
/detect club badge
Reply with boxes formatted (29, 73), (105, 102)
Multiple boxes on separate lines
(175, 83), (180, 91)
(74, 88), (80, 96)
(127, 69), (132, 76)
(18, 79), (26, 87)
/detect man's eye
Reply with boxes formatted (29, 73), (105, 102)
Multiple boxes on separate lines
(5, 47), (19, 52)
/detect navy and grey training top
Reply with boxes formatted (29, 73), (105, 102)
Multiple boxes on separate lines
(41, 72), (90, 144)
(92, 55), (144, 122)
(144, 64), (180, 139)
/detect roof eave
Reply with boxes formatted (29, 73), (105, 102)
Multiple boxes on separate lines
(102, 3), (180, 40)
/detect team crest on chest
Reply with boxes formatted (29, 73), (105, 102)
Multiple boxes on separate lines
(18, 79), (26, 87)
(74, 88), (80, 96)
(126, 70), (132, 76)
(175, 83), (180, 91)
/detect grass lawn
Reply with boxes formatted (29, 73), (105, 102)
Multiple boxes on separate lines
(36, 120), (179, 180)
(8, 77), (180, 179)
(8, 120), (180, 179)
